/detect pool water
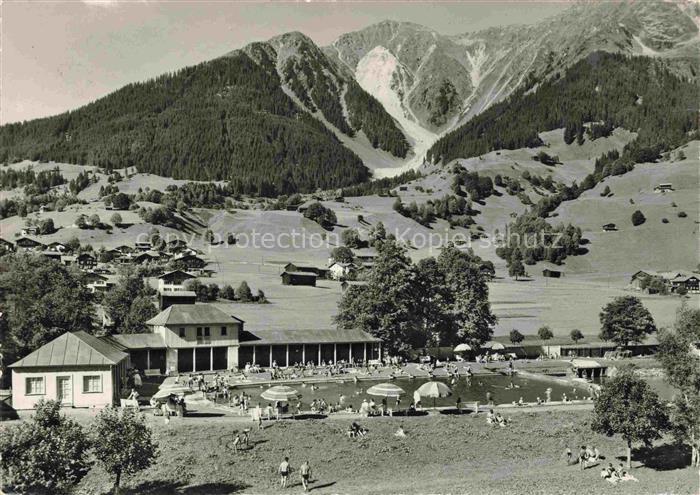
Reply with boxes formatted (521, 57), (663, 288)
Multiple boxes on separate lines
(231, 374), (579, 408)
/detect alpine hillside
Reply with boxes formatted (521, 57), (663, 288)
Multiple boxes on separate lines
(0, 0), (697, 191)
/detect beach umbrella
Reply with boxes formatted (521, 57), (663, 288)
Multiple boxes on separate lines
(490, 342), (506, 351)
(366, 382), (405, 399)
(416, 381), (452, 408)
(152, 386), (194, 401)
(261, 385), (300, 403)
(454, 343), (472, 352)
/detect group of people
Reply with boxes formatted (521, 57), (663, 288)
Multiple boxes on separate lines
(568, 445), (601, 470)
(600, 463), (638, 484)
(278, 457), (313, 491)
(486, 409), (510, 427)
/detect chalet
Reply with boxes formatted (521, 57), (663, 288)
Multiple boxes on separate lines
(329, 262), (356, 280)
(341, 280), (368, 292)
(114, 244), (134, 254)
(173, 253), (207, 270)
(21, 226), (38, 236)
(132, 251), (161, 265)
(353, 248), (378, 264)
(145, 304), (244, 372)
(76, 253), (97, 270)
(281, 271), (317, 286)
(158, 269), (196, 292)
(630, 270), (699, 293)
(284, 262), (329, 278)
(84, 273), (116, 293)
(158, 289), (197, 310)
(134, 240), (152, 251)
(41, 250), (62, 262)
(0, 238), (15, 253)
(653, 183), (674, 193)
(9, 331), (128, 410)
(542, 269), (562, 278)
(46, 241), (68, 253)
(669, 273), (700, 293)
(14, 236), (45, 251)
(602, 223), (617, 232)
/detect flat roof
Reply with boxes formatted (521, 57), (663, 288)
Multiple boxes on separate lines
(102, 333), (167, 350)
(239, 328), (381, 346)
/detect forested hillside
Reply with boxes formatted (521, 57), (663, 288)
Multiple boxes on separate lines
(0, 50), (371, 196)
(427, 52), (698, 166)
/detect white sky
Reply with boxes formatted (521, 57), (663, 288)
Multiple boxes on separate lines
(1, 0), (573, 124)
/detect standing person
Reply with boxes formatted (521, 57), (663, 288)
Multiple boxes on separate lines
(279, 457), (290, 488)
(300, 460), (312, 492)
(456, 396), (462, 414)
(486, 391), (493, 405)
(133, 370), (143, 388)
(579, 445), (587, 471)
(413, 389), (421, 409)
(545, 387), (552, 403)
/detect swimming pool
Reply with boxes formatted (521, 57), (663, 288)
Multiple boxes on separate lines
(231, 374), (579, 408)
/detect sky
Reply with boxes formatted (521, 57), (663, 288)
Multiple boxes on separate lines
(0, 0), (573, 125)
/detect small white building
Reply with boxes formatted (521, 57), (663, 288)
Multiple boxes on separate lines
(328, 262), (356, 281)
(9, 331), (128, 410)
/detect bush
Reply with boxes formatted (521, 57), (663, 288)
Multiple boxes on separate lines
(303, 202), (336, 229)
(678, 211), (687, 218)
(631, 210), (646, 226)
(537, 326), (554, 340)
(570, 329), (584, 342)
(661, 218), (669, 224)
(509, 329), (525, 344)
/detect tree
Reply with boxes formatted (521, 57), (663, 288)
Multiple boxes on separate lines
(103, 267), (155, 335)
(330, 246), (354, 264)
(0, 400), (90, 494)
(120, 296), (158, 334)
(508, 254), (526, 281)
(537, 326), (554, 340)
(591, 367), (670, 468)
(220, 284), (236, 300)
(204, 229), (214, 244)
(110, 212), (123, 226)
(75, 214), (88, 229)
(0, 254), (94, 366)
(111, 192), (131, 210)
(599, 296), (656, 346)
(657, 305), (700, 473)
(256, 289), (267, 303)
(341, 228), (362, 248)
(631, 210), (646, 226)
(570, 329), (584, 342)
(38, 218), (55, 235)
(236, 281), (253, 302)
(510, 329), (524, 344)
(91, 406), (158, 495)
(89, 214), (101, 227)
(303, 202), (336, 229)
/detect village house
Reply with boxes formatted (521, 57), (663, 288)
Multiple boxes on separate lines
(284, 262), (329, 278)
(542, 268), (562, 278)
(21, 226), (39, 236)
(602, 223), (617, 232)
(280, 271), (317, 286)
(46, 241), (68, 252)
(9, 331), (129, 410)
(166, 238), (188, 253)
(653, 183), (673, 193)
(76, 252), (97, 270)
(41, 250), (63, 262)
(173, 253), (207, 270)
(158, 269), (196, 292)
(14, 235), (45, 251)
(630, 270), (700, 293)
(158, 290), (197, 310)
(328, 261), (356, 280)
(84, 272), (116, 293)
(134, 240), (152, 251)
(0, 238), (15, 253)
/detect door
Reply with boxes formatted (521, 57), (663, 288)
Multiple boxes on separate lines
(57, 376), (72, 406)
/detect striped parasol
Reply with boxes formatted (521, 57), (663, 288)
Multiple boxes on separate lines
(416, 381), (452, 408)
(366, 382), (405, 399)
(260, 385), (301, 402)
(454, 343), (472, 352)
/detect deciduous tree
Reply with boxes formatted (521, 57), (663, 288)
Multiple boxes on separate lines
(599, 296), (656, 346)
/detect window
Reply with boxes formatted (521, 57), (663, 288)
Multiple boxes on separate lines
(196, 327), (203, 337)
(204, 327), (210, 337)
(179, 327), (186, 338)
(83, 375), (102, 393)
(221, 326), (227, 336)
(25, 377), (45, 395)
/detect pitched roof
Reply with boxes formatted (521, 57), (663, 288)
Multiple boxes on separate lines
(9, 331), (127, 368)
(281, 271), (317, 277)
(101, 333), (167, 350)
(158, 269), (195, 281)
(239, 327), (381, 345)
(146, 303), (242, 326)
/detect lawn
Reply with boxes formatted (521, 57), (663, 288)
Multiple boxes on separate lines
(73, 408), (695, 495)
